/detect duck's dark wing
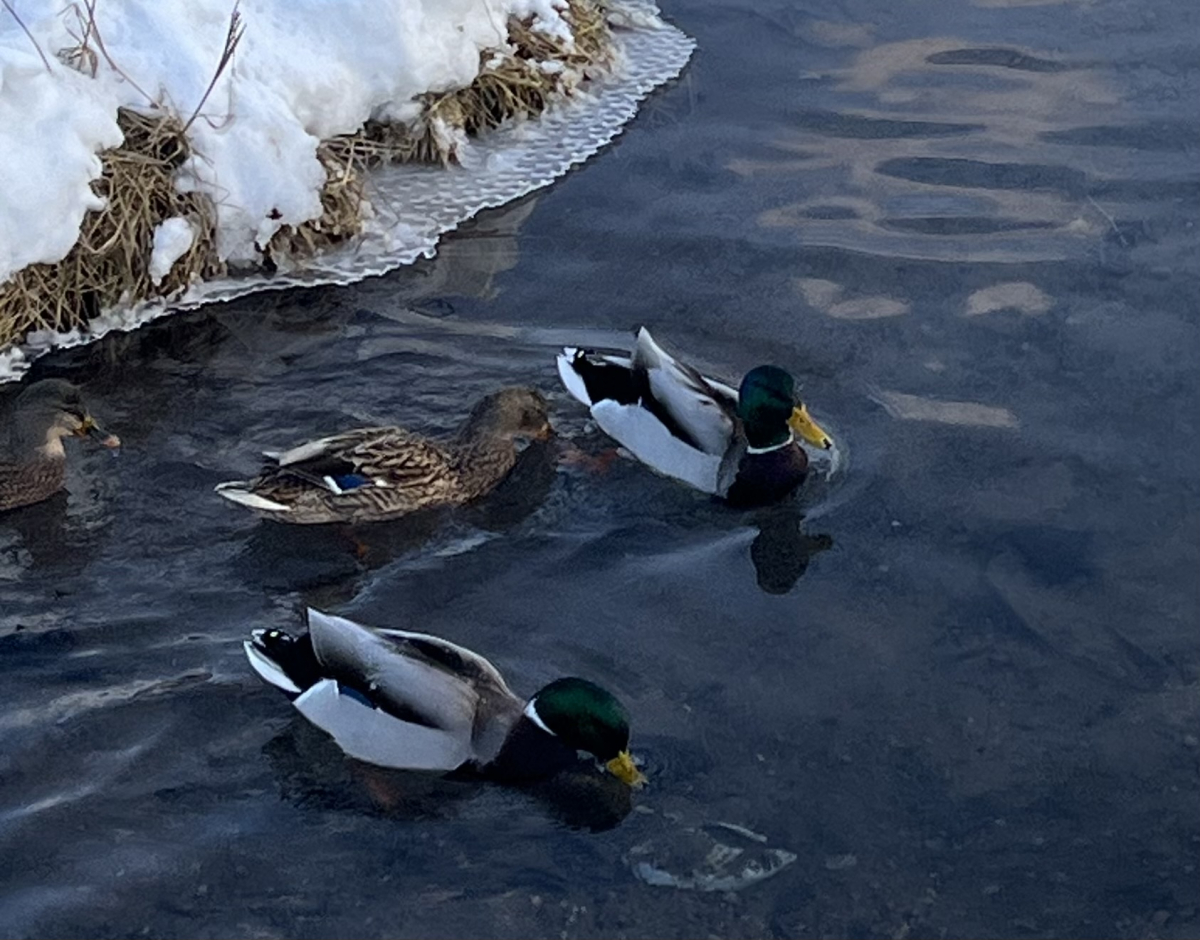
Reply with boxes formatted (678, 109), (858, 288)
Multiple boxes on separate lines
(306, 610), (526, 768)
(372, 628), (517, 702)
(306, 611), (478, 728)
(557, 347), (704, 449)
(372, 627), (525, 763)
(1, 458), (65, 511)
(265, 428), (456, 492)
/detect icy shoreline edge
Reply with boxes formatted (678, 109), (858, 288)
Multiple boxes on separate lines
(0, 14), (693, 384)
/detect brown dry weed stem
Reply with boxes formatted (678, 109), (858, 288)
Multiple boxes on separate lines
(182, 4), (245, 134)
(1, 0), (53, 72)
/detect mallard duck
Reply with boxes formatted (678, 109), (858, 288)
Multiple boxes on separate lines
(216, 387), (551, 524)
(0, 379), (120, 512)
(556, 328), (833, 507)
(245, 609), (646, 787)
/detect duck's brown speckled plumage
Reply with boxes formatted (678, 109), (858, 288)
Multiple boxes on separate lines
(0, 455), (66, 512)
(216, 387), (551, 524)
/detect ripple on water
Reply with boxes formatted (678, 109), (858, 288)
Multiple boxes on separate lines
(1, 1), (1197, 936)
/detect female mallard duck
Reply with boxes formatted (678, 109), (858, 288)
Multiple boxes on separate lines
(0, 379), (120, 512)
(245, 609), (646, 787)
(556, 328), (833, 507)
(216, 387), (551, 524)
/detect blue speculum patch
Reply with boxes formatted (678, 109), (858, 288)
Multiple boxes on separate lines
(337, 683), (376, 710)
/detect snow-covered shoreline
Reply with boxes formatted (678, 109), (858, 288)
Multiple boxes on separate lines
(0, 0), (693, 382)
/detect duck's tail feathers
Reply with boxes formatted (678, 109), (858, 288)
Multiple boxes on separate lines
(630, 326), (671, 370)
(557, 347), (639, 408)
(215, 481), (292, 513)
(244, 628), (321, 695)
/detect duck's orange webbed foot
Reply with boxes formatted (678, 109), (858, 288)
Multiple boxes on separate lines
(337, 526), (371, 560)
(558, 442), (621, 475)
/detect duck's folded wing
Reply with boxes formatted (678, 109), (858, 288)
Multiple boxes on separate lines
(294, 679), (472, 771)
(265, 428), (377, 472)
(372, 627), (516, 700)
(373, 627), (524, 760)
(257, 429), (386, 496)
(306, 610), (483, 733)
(266, 428), (457, 499)
(632, 329), (736, 456)
(345, 430), (456, 484)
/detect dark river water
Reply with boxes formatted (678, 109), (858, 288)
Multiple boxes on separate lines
(2, 0), (1198, 936)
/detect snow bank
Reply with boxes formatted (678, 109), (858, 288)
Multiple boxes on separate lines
(0, 0), (584, 276)
(0, 1), (694, 380)
(0, 37), (120, 282)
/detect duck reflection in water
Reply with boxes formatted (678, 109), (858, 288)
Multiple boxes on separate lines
(262, 700), (633, 833)
(748, 505), (833, 595)
(0, 492), (74, 572)
(562, 438), (833, 594)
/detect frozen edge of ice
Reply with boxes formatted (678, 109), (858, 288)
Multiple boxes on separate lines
(0, 17), (694, 384)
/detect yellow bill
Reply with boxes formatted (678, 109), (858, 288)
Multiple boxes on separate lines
(606, 750), (647, 788)
(789, 404), (833, 450)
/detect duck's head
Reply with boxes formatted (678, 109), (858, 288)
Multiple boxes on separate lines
(524, 677), (646, 788)
(738, 366), (832, 451)
(466, 387), (552, 442)
(14, 380), (121, 450)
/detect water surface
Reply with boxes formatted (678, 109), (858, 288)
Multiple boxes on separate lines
(1, 0), (1198, 936)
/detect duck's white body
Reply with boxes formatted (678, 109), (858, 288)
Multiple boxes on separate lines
(556, 328), (742, 495)
(246, 609), (523, 771)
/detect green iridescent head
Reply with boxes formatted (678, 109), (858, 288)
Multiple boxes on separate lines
(737, 366), (832, 451)
(528, 677), (645, 787)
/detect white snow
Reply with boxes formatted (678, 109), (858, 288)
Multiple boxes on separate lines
(510, 0), (575, 47)
(0, 0), (587, 278)
(0, 39), (121, 283)
(148, 217), (196, 286)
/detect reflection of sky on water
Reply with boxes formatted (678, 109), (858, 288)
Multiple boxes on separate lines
(1, 0), (1197, 936)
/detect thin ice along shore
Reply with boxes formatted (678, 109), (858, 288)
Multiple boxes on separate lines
(0, 0), (693, 380)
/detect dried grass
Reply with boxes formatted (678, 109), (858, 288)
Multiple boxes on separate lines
(511, 0), (611, 70)
(287, 0), (614, 251)
(1, 0), (613, 351)
(265, 141), (368, 261)
(0, 109), (222, 350)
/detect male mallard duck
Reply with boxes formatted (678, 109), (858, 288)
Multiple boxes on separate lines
(245, 609), (646, 787)
(556, 328), (833, 507)
(0, 379), (120, 512)
(216, 387), (551, 524)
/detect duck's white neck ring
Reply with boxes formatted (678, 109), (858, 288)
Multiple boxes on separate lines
(745, 431), (795, 455)
(523, 699), (556, 736)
